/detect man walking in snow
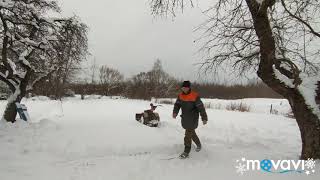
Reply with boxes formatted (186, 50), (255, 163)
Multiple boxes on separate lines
(172, 81), (208, 159)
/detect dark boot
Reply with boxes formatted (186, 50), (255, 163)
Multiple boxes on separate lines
(179, 152), (189, 159)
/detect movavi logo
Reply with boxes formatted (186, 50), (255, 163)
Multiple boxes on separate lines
(235, 157), (316, 175)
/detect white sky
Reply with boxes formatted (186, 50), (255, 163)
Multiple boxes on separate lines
(56, 0), (252, 83)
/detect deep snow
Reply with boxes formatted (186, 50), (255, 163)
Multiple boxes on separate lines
(0, 96), (319, 180)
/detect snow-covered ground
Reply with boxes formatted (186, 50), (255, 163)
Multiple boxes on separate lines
(0, 97), (318, 180)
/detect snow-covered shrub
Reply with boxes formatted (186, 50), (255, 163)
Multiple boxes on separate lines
(226, 102), (250, 112)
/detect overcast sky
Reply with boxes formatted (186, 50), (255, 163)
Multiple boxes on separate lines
(56, 0), (250, 83)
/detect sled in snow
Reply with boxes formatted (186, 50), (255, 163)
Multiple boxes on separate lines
(15, 103), (31, 121)
(135, 103), (160, 127)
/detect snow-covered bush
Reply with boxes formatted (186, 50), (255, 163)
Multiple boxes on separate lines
(226, 102), (250, 112)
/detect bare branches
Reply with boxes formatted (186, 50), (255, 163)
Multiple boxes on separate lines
(0, 0), (88, 97)
(149, 0), (320, 77)
(127, 59), (177, 99)
(99, 66), (123, 87)
(99, 65), (124, 95)
(280, 0), (320, 38)
(150, 0), (194, 16)
(193, 0), (320, 77)
(26, 67), (56, 92)
(195, 0), (260, 76)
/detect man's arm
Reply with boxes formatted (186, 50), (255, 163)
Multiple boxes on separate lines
(173, 97), (181, 118)
(195, 96), (208, 123)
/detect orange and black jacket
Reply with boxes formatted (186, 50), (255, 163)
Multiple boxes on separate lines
(173, 90), (208, 129)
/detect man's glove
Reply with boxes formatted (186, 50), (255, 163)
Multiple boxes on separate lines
(202, 120), (207, 125)
(172, 113), (177, 119)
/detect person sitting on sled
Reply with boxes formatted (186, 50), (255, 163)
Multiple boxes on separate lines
(172, 81), (208, 159)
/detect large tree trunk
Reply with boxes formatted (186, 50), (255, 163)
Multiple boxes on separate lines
(259, 69), (320, 159)
(289, 94), (320, 159)
(3, 100), (19, 123)
(3, 90), (22, 123)
(3, 71), (30, 123)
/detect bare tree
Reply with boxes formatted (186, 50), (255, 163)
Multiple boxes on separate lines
(99, 65), (124, 96)
(125, 59), (178, 100)
(147, 59), (177, 98)
(36, 15), (88, 99)
(0, 0), (88, 122)
(126, 72), (150, 99)
(50, 16), (88, 99)
(150, 0), (320, 159)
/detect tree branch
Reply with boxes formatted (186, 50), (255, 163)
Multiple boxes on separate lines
(280, 0), (320, 38)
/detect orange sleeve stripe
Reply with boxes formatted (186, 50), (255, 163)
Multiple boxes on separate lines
(179, 91), (199, 102)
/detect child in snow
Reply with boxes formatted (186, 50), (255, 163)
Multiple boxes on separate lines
(172, 81), (208, 159)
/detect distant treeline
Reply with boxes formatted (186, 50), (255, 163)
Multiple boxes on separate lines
(31, 80), (283, 100)
(0, 59), (283, 100)
(191, 82), (283, 99)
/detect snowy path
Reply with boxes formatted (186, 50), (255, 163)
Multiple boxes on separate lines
(0, 97), (318, 180)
